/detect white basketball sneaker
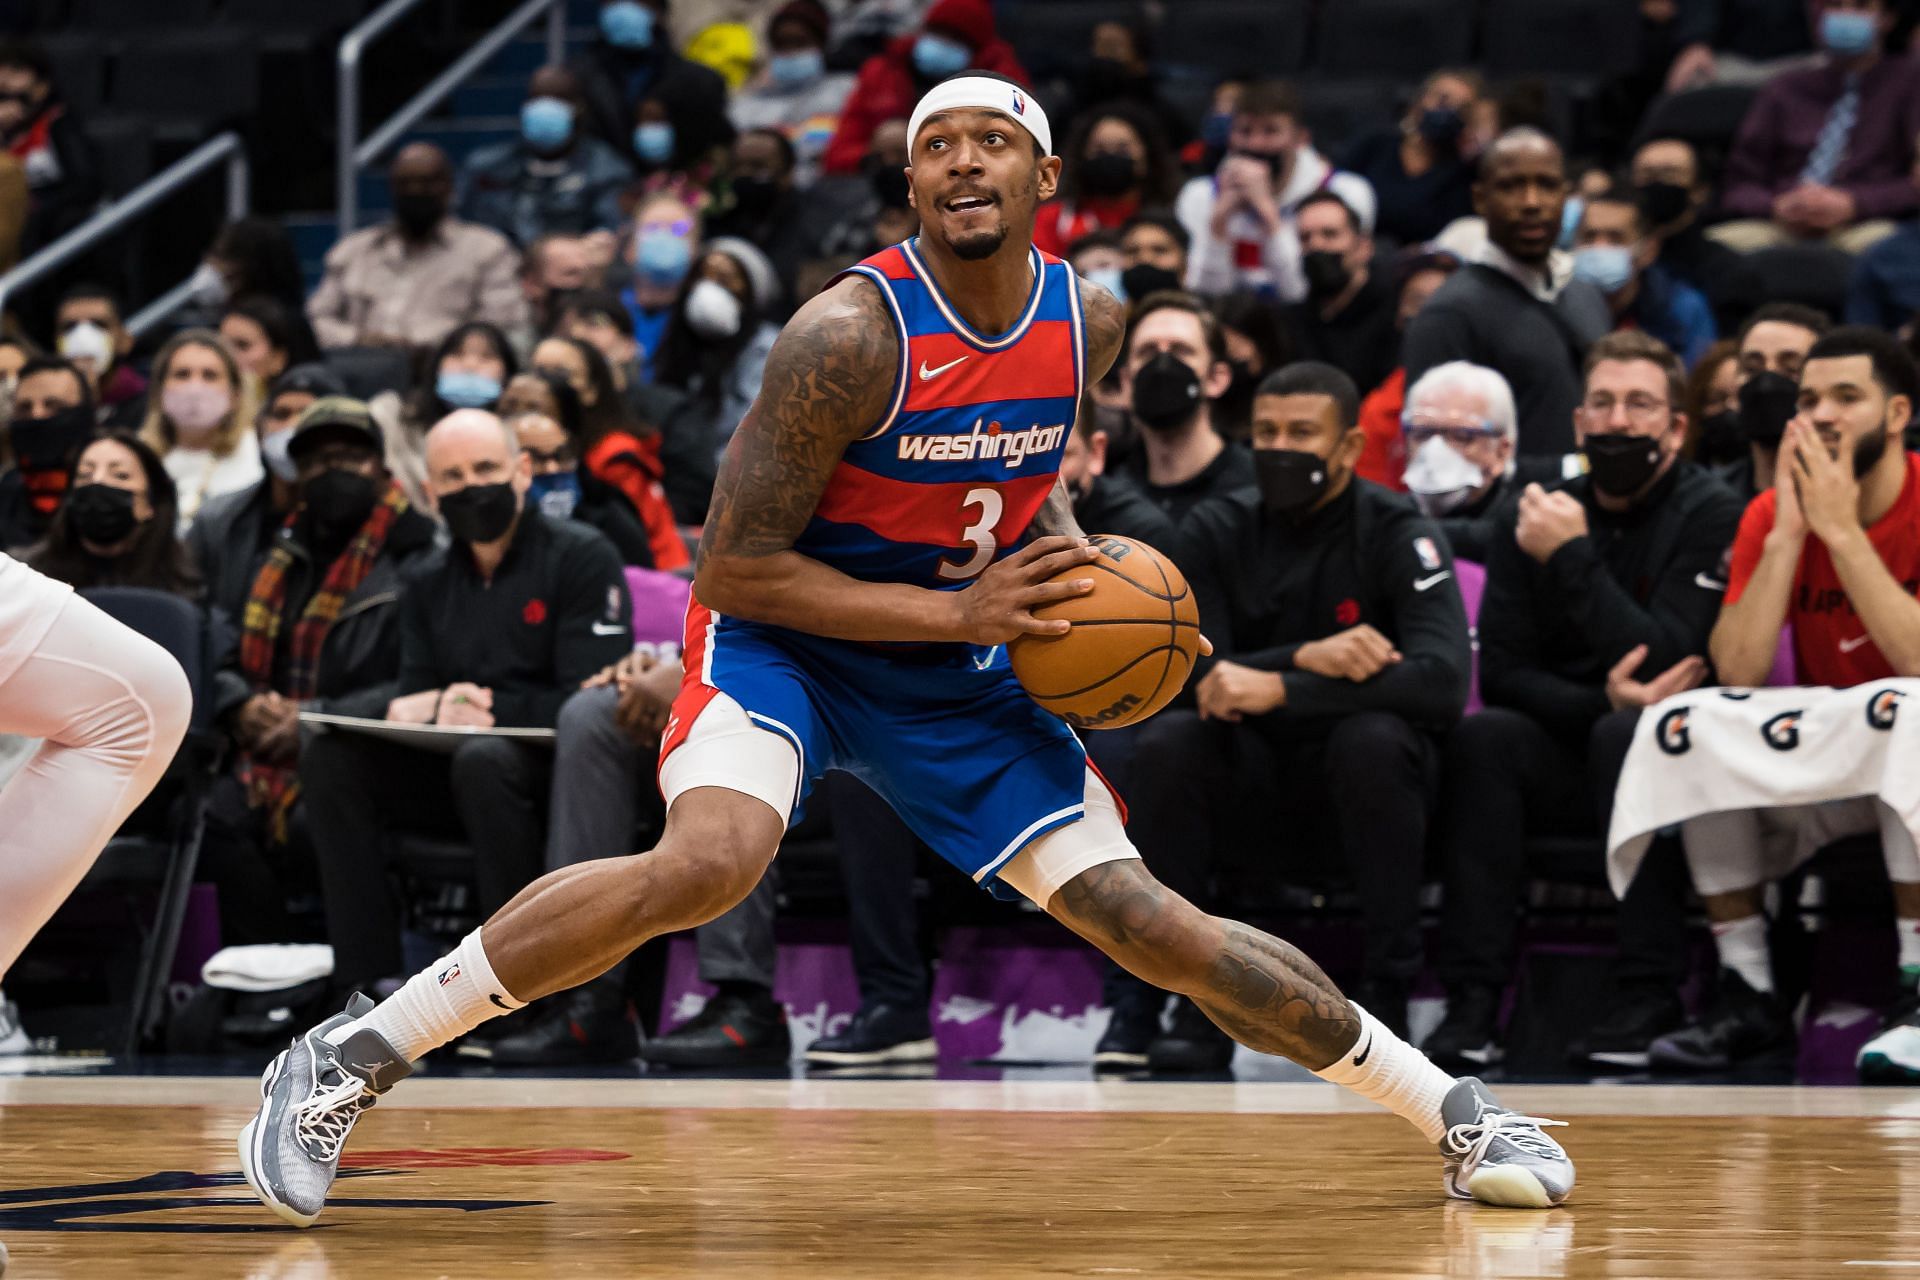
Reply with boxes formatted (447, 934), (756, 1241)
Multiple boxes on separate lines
(0, 990), (31, 1056)
(237, 994), (412, 1227)
(1439, 1077), (1575, 1208)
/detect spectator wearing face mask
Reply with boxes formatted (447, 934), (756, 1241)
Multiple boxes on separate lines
(707, 128), (812, 311)
(1399, 362), (1520, 564)
(0, 354), (94, 551)
(650, 236), (782, 465)
(1356, 247), (1463, 493)
(1065, 16), (1191, 154)
(170, 216), (310, 337)
(1033, 103), (1179, 260)
(299, 409), (631, 1006)
(1423, 332), (1743, 1072)
(625, 87), (732, 202)
(821, 0), (1029, 176)
(201, 397), (438, 946)
(219, 294), (322, 390)
(1572, 192), (1717, 369)
(622, 191), (703, 373)
(53, 284), (143, 430)
(530, 333), (693, 565)
(1065, 229), (1125, 300)
(1106, 362), (1470, 1068)
(1118, 211), (1188, 304)
(1404, 130), (1613, 468)
(574, 0), (731, 164)
(729, 0), (855, 188)
(1684, 339), (1743, 468)
(459, 66), (633, 250)
(137, 330), (263, 531)
(25, 432), (198, 597)
(189, 363), (351, 623)
(370, 321), (519, 513)
(802, 118), (917, 265)
(1716, 302), (1831, 503)
(1286, 192), (1399, 401)
(0, 40), (99, 255)
(1342, 69), (1482, 247)
(1175, 80), (1378, 305)
(1117, 292), (1256, 523)
(308, 144), (529, 352)
(1713, 0), (1920, 255)
(1211, 290), (1294, 441)
(1628, 137), (1750, 331)
(501, 378), (656, 568)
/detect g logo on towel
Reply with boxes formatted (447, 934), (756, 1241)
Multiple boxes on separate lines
(1762, 710), (1803, 751)
(1867, 688), (1905, 731)
(1656, 706), (1692, 756)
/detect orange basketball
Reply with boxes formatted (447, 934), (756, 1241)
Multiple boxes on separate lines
(1008, 534), (1201, 730)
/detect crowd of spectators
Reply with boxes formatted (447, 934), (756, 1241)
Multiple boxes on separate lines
(2, 0), (1920, 1079)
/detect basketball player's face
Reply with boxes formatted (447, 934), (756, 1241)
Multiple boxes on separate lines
(1796, 354), (1909, 475)
(909, 108), (1060, 261)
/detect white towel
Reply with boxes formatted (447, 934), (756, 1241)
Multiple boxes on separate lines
(1605, 680), (1920, 896)
(201, 943), (334, 993)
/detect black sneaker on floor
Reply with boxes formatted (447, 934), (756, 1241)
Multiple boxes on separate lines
(1423, 985), (1504, 1070)
(1647, 971), (1795, 1072)
(805, 1003), (936, 1067)
(641, 989), (791, 1069)
(1569, 983), (1685, 1070)
(1350, 976), (1412, 1042)
(490, 991), (640, 1067)
(1146, 997), (1234, 1075)
(1092, 990), (1165, 1071)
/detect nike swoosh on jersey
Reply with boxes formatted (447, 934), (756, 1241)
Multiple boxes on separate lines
(1695, 572), (1729, 592)
(918, 355), (969, 380)
(1412, 571), (1453, 592)
(1839, 634), (1873, 653)
(590, 622), (629, 636)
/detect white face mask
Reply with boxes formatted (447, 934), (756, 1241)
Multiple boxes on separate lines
(684, 278), (744, 340)
(162, 382), (234, 443)
(58, 320), (113, 367)
(259, 428), (299, 483)
(1402, 435), (1489, 516)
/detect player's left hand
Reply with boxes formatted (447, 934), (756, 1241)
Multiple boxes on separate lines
(1196, 659), (1285, 722)
(1787, 419), (1863, 547)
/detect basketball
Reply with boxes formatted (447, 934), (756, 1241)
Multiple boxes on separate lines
(1008, 534), (1201, 730)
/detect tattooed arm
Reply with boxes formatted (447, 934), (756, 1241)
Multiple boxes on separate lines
(1028, 277), (1132, 543)
(696, 276), (1096, 645)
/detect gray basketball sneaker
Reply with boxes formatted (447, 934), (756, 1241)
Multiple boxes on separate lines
(237, 994), (413, 1227)
(1439, 1077), (1575, 1208)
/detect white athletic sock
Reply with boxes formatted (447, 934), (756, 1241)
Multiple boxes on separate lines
(1312, 1003), (1455, 1145)
(328, 929), (526, 1064)
(1711, 914), (1773, 994)
(1897, 916), (1920, 982)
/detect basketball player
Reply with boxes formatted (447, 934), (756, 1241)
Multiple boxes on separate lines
(0, 553), (192, 1044)
(238, 76), (1574, 1223)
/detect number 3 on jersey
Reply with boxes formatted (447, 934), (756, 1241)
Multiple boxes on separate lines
(938, 487), (1002, 581)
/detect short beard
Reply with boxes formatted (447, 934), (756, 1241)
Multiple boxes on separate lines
(1853, 424), (1890, 480)
(949, 224), (1009, 261)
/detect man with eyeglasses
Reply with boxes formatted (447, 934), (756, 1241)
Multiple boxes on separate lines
(1400, 360), (1519, 563)
(1423, 331), (1744, 1071)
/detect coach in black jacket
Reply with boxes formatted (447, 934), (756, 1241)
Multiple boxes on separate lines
(1111, 363), (1471, 1069)
(301, 409), (632, 996)
(1423, 331), (1744, 1072)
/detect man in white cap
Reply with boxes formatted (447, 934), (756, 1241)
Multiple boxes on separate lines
(238, 74), (1574, 1226)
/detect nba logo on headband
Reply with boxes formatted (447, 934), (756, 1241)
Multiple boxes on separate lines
(1011, 89), (1026, 116)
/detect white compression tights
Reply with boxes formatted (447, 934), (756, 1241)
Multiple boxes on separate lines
(0, 593), (192, 981)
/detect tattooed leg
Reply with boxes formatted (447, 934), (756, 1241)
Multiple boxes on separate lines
(1050, 859), (1359, 1070)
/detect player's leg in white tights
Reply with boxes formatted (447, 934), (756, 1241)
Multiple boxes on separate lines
(0, 595), (193, 981)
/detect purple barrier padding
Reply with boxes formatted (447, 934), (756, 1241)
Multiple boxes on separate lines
(171, 884), (222, 985)
(625, 566), (691, 651)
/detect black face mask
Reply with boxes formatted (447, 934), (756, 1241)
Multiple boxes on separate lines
(1853, 424), (1891, 480)
(1233, 148), (1288, 180)
(303, 468), (379, 544)
(866, 160), (910, 209)
(1696, 410), (1746, 468)
(438, 481), (519, 544)
(1417, 107), (1465, 147)
(66, 482), (139, 546)
(1635, 181), (1692, 228)
(1585, 432), (1666, 499)
(1302, 251), (1351, 300)
(1131, 350), (1203, 431)
(731, 175), (780, 218)
(1121, 262), (1181, 301)
(10, 404), (95, 474)
(1079, 151), (1139, 198)
(393, 193), (446, 237)
(1254, 447), (1334, 515)
(1738, 371), (1799, 449)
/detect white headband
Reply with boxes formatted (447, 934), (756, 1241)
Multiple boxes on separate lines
(907, 76), (1052, 159)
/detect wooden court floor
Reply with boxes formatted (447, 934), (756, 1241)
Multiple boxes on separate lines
(2, 1075), (1918, 1277)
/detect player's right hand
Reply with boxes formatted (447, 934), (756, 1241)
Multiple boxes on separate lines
(953, 535), (1099, 645)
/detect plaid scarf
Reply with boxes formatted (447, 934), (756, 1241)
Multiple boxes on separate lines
(238, 482), (406, 837)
